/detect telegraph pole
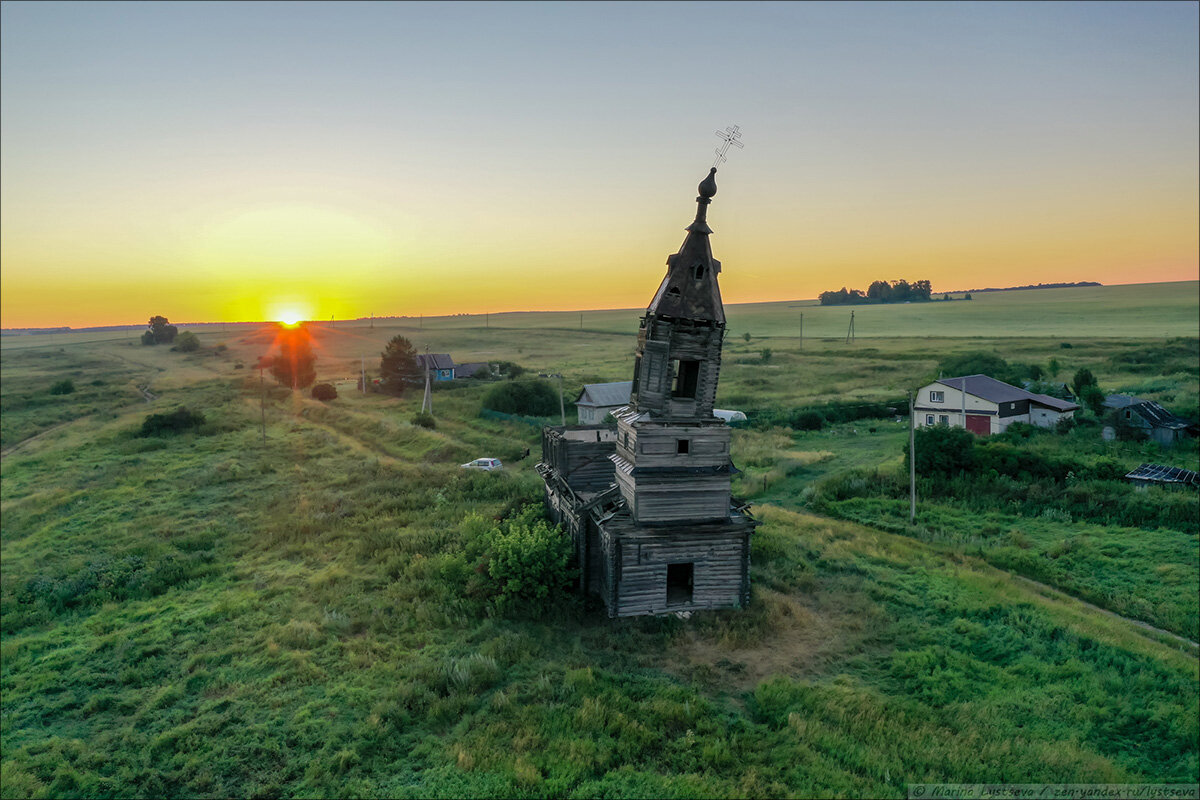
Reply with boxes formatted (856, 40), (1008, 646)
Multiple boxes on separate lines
(558, 374), (566, 426)
(845, 310), (855, 344)
(908, 390), (916, 524)
(260, 362), (266, 443)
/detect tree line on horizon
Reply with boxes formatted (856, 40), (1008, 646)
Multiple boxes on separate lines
(818, 279), (933, 306)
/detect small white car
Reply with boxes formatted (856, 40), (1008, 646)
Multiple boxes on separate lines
(461, 457), (503, 471)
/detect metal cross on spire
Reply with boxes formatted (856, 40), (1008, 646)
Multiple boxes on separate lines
(712, 125), (744, 168)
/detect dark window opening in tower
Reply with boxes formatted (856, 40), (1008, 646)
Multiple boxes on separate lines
(667, 286), (681, 298)
(672, 360), (700, 398)
(693, 264), (705, 280)
(666, 563), (694, 606)
(676, 439), (690, 454)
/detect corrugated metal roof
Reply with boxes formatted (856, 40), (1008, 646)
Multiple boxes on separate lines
(576, 381), (633, 408)
(936, 375), (1034, 404)
(454, 361), (488, 378)
(1104, 394), (1145, 410)
(1126, 401), (1190, 430)
(416, 353), (455, 370)
(1027, 393), (1080, 412)
(1125, 463), (1199, 487)
(936, 375), (1079, 411)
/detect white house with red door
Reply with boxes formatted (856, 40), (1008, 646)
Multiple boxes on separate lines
(914, 374), (1079, 435)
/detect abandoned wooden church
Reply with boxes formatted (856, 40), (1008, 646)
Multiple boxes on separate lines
(537, 167), (758, 617)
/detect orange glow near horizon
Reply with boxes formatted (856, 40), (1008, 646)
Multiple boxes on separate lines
(1, 4), (1196, 330)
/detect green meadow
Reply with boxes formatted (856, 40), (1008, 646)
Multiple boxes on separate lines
(2, 282), (1198, 797)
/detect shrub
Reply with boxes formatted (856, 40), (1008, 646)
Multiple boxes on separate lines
(311, 383), (338, 401)
(906, 425), (975, 475)
(412, 412), (436, 429)
(1077, 386), (1105, 417)
(174, 331), (200, 352)
(492, 361), (527, 379)
(139, 407), (206, 436)
(482, 378), (559, 416)
(760, 347), (773, 363)
(49, 379), (75, 395)
(482, 506), (571, 615)
(938, 352), (1011, 382)
(794, 410), (824, 431)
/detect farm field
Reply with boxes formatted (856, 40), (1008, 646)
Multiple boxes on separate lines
(2, 283), (1198, 797)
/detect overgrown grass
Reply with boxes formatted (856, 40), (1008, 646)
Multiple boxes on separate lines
(2, 308), (1198, 797)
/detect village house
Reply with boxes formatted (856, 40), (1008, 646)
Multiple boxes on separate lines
(576, 380), (745, 426)
(416, 353), (455, 381)
(913, 374), (1079, 435)
(1102, 394), (1196, 447)
(575, 381), (634, 424)
(538, 167), (757, 618)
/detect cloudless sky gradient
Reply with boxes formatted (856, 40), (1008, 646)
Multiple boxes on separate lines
(2, 1), (1197, 327)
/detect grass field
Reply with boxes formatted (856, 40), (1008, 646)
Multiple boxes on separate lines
(2, 282), (1198, 797)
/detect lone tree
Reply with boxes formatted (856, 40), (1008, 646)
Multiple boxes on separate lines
(270, 328), (317, 389)
(144, 315), (178, 345)
(379, 335), (422, 396)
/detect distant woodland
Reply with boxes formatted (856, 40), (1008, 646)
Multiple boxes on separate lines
(958, 281), (1102, 293)
(818, 279), (932, 306)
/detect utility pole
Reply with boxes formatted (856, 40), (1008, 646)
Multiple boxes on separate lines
(558, 373), (566, 426)
(260, 363), (267, 443)
(421, 346), (433, 415)
(908, 390), (916, 523)
(845, 310), (855, 344)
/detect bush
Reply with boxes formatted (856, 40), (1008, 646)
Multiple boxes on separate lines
(49, 379), (75, 395)
(794, 410), (824, 431)
(492, 361), (527, 380)
(174, 331), (200, 352)
(139, 407), (206, 436)
(311, 383), (338, 401)
(412, 412), (436, 429)
(482, 378), (559, 416)
(483, 506), (571, 615)
(906, 425), (975, 475)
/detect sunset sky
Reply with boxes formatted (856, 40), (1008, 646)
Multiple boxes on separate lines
(2, 1), (1197, 328)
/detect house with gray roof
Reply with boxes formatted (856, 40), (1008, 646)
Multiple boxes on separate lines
(416, 353), (455, 381)
(914, 374), (1080, 435)
(575, 381), (633, 424)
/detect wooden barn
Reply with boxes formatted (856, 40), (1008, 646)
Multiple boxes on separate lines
(537, 168), (757, 617)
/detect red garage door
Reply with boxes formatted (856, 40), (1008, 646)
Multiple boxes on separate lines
(965, 415), (991, 435)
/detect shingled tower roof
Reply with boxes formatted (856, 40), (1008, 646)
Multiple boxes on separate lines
(646, 167), (725, 324)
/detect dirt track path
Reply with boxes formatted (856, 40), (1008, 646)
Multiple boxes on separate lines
(0, 416), (95, 460)
(241, 397), (404, 465)
(1008, 572), (1199, 652)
